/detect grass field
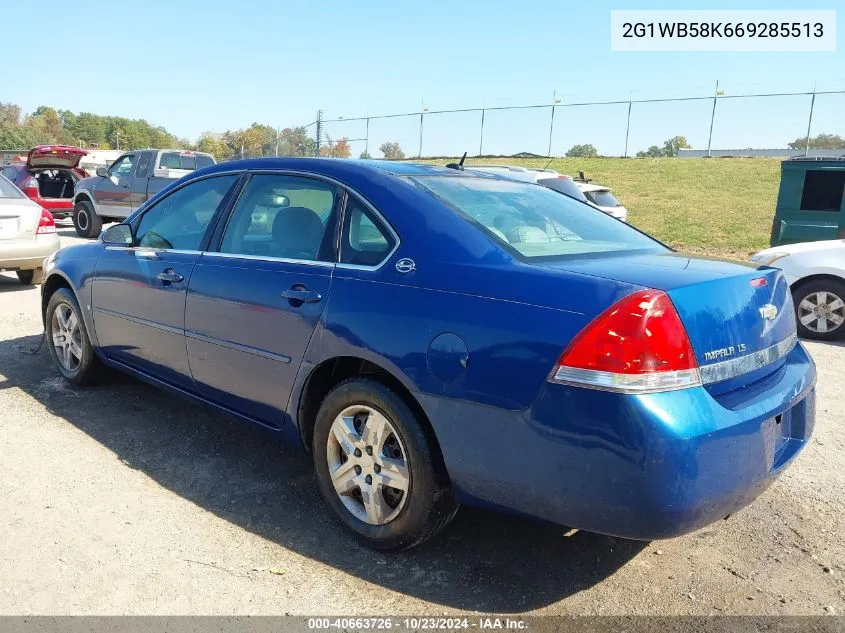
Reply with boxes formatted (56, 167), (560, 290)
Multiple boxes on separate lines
(423, 157), (782, 259)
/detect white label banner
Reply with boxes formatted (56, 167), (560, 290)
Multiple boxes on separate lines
(611, 10), (836, 51)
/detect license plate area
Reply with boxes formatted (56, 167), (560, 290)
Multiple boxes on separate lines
(0, 217), (19, 239)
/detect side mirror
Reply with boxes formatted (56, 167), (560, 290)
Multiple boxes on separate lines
(101, 224), (133, 246)
(96, 167), (109, 178)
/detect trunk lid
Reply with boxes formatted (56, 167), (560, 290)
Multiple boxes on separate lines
(27, 145), (87, 169)
(0, 199), (41, 240)
(538, 252), (796, 386)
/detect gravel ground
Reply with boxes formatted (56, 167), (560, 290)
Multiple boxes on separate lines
(0, 227), (843, 615)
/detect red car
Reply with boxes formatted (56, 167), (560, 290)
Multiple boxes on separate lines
(0, 145), (88, 219)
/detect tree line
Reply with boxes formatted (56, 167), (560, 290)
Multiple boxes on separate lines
(3, 102), (842, 160)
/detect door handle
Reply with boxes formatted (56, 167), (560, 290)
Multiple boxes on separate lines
(157, 270), (184, 284)
(281, 288), (322, 304)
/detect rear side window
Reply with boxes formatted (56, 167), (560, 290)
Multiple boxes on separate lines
(585, 189), (621, 208)
(219, 174), (338, 262)
(135, 152), (153, 179)
(412, 176), (662, 259)
(800, 170), (845, 212)
(340, 196), (396, 267)
(159, 152), (214, 171)
(0, 174), (24, 198)
(536, 177), (590, 203)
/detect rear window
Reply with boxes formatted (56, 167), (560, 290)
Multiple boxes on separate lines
(159, 152), (214, 171)
(800, 170), (845, 212)
(411, 176), (663, 259)
(536, 177), (590, 203)
(0, 174), (24, 199)
(585, 189), (621, 208)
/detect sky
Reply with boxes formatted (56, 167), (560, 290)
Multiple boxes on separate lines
(4, 0), (843, 157)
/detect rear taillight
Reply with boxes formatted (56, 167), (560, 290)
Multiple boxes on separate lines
(550, 290), (701, 393)
(22, 178), (39, 198)
(37, 208), (56, 235)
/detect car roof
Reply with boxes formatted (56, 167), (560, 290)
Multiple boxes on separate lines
(199, 157), (495, 180)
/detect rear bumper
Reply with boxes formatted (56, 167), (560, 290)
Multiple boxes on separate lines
(421, 342), (816, 540)
(0, 235), (61, 270)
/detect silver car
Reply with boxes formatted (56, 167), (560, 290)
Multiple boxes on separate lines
(0, 174), (61, 284)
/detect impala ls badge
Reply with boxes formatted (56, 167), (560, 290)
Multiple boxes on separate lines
(759, 304), (778, 321)
(395, 258), (416, 273)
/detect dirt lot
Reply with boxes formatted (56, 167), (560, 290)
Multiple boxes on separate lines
(0, 227), (843, 615)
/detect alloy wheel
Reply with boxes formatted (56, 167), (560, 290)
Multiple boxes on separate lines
(798, 291), (845, 334)
(51, 303), (83, 372)
(326, 405), (410, 525)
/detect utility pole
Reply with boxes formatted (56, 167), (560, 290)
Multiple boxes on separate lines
(365, 117), (370, 156)
(706, 80), (720, 158)
(418, 112), (424, 159)
(315, 110), (323, 156)
(478, 109), (485, 157)
(804, 83), (817, 157)
(275, 127), (280, 157)
(623, 100), (632, 158)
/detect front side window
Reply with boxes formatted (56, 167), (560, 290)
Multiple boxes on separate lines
(135, 175), (238, 250)
(340, 196), (395, 266)
(800, 170), (845, 212)
(110, 155), (136, 178)
(219, 174), (337, 261)
(134, 152), (152, 179)
(412, 175), (663, 259)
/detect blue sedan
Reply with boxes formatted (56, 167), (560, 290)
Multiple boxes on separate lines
(41, 158), (815, 550)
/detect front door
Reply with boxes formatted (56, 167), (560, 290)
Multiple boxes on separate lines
(93, 153), (136, 218)
(92, 173), (240, 388)
(185, 173), (339, 426)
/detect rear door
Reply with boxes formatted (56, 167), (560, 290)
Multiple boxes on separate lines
(26, 145), (86, 170)
(128, 151), (154, 210)
(93, 153), (136, 218)
(92, 173), (240, 388)
(184, 172), (339, 426)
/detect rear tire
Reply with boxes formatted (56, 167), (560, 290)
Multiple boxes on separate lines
(73, 200), (102, 239)
(313, 378), (458, 551)
(45, 288), (105, 385)
(792, 278), (845, 341)
(16, 269), (43, 285)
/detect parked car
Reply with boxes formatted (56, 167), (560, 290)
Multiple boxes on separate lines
(0, 174), (59, 284)
(0, 145), (88, 219)
(462, 165), (593, 201)
(770, 156), (845, 246)
(574, 181), (628, 222)
(42, 158), (815, 550)
(72, 149), (215, 238)
(752, 239), (845, 340)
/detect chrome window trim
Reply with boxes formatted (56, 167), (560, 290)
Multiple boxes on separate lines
(336, 191), (401, 272)
(104, 246), (202, 256)
(200, 251), (335, 268)
(549, 332), (798, 394)
(698, 333), (798, 385)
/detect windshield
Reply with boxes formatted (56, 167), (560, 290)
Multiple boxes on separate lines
(536, 177), (591, 203)
(411, 176), (663, 259)
(585, 189), (621, 207)
(0, 175), (25, 199)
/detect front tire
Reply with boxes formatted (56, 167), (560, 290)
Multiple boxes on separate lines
(73, 200), (102, 238)
(313, 378), (457, 551)
(45, 288), (105, 385)
(792, 279), (845, 340)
